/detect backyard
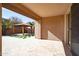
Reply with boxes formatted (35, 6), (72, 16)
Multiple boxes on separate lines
(2, 7), (35, 37)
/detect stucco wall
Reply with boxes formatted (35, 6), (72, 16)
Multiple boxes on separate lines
(35, 19), (41, 39)
(41, 15), (64, 41)
(0, 3), (2, 56)
(0, 18), (1, 56)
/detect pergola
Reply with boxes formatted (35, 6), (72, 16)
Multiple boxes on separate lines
(13, 23), (32, 35)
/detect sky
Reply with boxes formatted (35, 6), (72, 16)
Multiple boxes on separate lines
(2, 7), (34, 23)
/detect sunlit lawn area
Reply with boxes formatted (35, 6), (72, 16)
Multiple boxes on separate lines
(10, 33), (34, 39)
(2, 36), (35, 41)
(3, 34), (35, 40)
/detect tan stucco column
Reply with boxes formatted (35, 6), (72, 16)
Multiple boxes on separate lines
(0, 3), (2, 56)
(64, 14), (68, 44)
(35, 19), (42, 39)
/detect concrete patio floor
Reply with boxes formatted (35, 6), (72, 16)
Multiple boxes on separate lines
(2, 36), (65, 56)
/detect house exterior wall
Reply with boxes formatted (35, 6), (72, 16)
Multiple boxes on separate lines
(41, 15), (64, 41)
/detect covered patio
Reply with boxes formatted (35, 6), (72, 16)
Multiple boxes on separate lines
(0, 3), (74, 56)
(2, 36), (65, 56)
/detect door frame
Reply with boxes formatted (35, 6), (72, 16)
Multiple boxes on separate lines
(64, 4), (72, 46)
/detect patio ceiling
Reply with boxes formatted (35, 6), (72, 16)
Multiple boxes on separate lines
(2, 3), (72, 19)
(22, 3), (72, 17)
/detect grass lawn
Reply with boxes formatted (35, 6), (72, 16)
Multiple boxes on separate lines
(10, 33), (34, 39)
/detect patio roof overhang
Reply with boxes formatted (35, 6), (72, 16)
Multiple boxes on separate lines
(2, 3), (42, 20)
(22, 3), (72, 17)
(2, 3), (72, 20)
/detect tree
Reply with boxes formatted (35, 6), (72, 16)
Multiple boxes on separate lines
(6, 19), (12, 29)
(27, 22), (35, 36)
(2, 18), (7, 33)
(2, 18), (12, 29)
(2, 17), (23, 35)
(2, 18), (12, 35)
(11, 17), (23, 24)
(27, 22), (35, 27)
